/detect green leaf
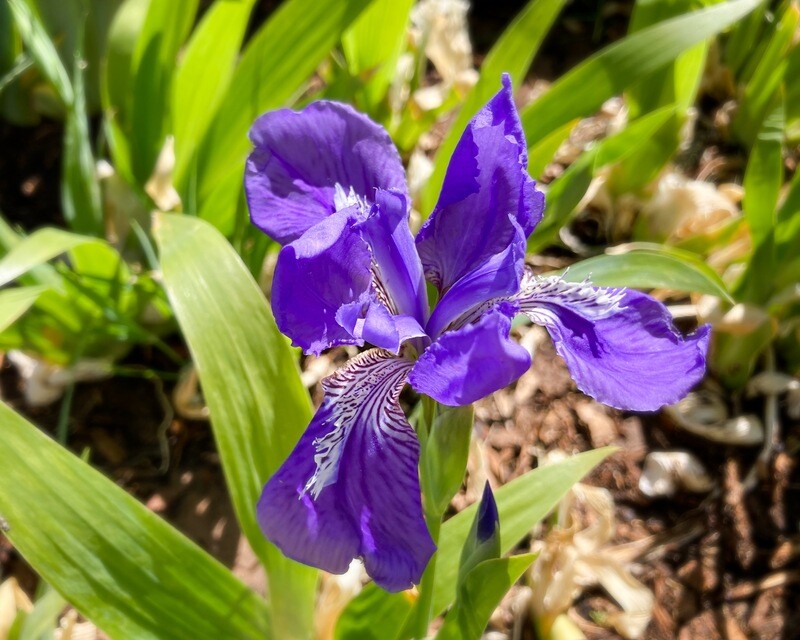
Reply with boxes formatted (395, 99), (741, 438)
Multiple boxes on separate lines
(0, 401), (271, 640)
(527, 152), (595, 254)
(527, 119), (577, 180)
(17, 585), (66, 640)
(421, 404), (473, 516)
(62, 35), (102, 235)
(194, 0), (372, 227)
(0, 228), (98, 287)
(341, 0), (414, 111)
(743, 100), (783, 247)
(519, 0), (764, 148)
(129, 0), (199, 182)
(101, 0), (148, 182)
(775, 161), (800, 263)
(172, 0), (258, 191)
(437, 554), (536, 640)
(784, 40), (800, 140)
(421, 0), (567, 213)
(735, 98), (784, 305)
(626, 0), (709, 116)
(431, 447), (613, 616)
(154, 213), (317, 640)
(732, 3), (798, 146)
(335, 584), (414, 640)
(559, 245), (733, 302)
(0, 286), (46, 332)
(7, 0), (72, 104)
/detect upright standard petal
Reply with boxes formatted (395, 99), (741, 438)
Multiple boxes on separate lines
(272, 207), (425, 356)
(271, 208), (374, 356)
(515, 275), (710, 411)
(359, 189), (428, 324)
(257, 350), (435, 592)
(415, 75), (544, 300)
(408, 301), (531, 406)
(246, 101), (407, 244)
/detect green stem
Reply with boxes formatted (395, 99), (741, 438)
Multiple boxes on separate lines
(410, 511), (441, 639)
(408, 395), (443, 638)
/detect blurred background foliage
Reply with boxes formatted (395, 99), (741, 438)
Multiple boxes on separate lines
(0, 0), (798, 638)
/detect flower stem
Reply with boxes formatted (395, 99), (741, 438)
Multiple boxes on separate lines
(409, 508), (441, 639)
(408, 395), (442, 639)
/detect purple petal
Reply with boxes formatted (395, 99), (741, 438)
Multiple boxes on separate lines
(415, 75), (544, 300)
(337, 292), (427, 354)
(246, 101), (407, 244)
(359, 189), (428, 324)
(257, 350), (435, 591)
(271, 208), (373, 356)
(516, 275), (711, 411)
(409, 301), (531, 406)
(425, 236), (523, 338)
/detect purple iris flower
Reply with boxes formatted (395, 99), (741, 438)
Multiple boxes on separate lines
(244, 75), (710, 592)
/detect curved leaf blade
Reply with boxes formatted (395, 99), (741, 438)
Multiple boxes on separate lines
(154, 213), (317, 639)
(560, 245), (733, 302)
(0, 401), (271, 640)
(520, 0), (764, 147)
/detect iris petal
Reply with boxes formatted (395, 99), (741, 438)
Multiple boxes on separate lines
(246, 101), (407, 244)
(359, 189), (428, 324)
(515, 274), (710, 411)
(408, 301), (531, 406)
(271, 208), (373, 356)
(257, 350), (435, 591)
(415, 75), (544, 305)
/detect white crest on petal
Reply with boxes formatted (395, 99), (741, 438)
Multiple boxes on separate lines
(334, 183), (369, 214)
(303, 349), (414, 499)
(513, 271), (627, 326)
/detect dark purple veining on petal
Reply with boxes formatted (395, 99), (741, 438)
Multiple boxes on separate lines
(258, 350), (435, 592)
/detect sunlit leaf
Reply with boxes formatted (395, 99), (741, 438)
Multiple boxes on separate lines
(129, 0), (199, 182)
(0, 287), (46, 332)
(0, 401), (271, 640)
(342, 0), (414, 111)
(154, 213), (317, 639)
(172, 0), (258, 191)
(335, 584), (414, 640)
(0, 228), (97, 288)
(558, 245), (733, 302)
(437, 555), (536, 640)
(194, 0), (372, 230)
(527, 107), (675, 253)
(520, 0), (764, 148)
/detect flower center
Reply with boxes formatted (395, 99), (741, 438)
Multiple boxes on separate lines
(333, 183), (369, 214)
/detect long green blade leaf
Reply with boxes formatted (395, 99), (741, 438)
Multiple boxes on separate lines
(0, 401), (271, 640)
(342, 0), (414, 111)
(0, 228), (98, 287)
(154, 213), (317, 639)
(172, 0), (258, 190)
(129, 0), (199, 182)
(520, 0), (763, 147)
(559, 245), (733, 302)
(437, 554), (536, 640)
(0, 286), (46, 331)
(7, 0), (73, 104)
